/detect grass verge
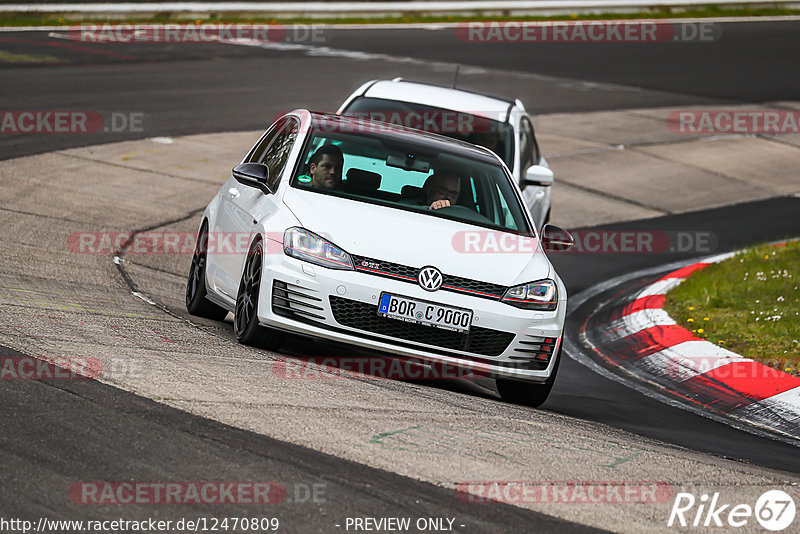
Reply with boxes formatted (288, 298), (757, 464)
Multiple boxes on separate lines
(1, 7), (800, 27)
(664, 240), (800, 376)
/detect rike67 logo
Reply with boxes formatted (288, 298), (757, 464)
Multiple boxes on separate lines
(668, 490), (795, 531)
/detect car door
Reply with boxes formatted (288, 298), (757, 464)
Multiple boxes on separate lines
(212, 117), (299, 300)
(518, 116), (547, 228)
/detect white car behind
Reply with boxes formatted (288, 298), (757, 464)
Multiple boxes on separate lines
(338, 78), (554, 229)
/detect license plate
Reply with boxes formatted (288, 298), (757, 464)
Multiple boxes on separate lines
(377, 293), (473, 333)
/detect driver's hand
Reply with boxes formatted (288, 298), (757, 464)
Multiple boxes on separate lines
(429, 200), (451, 210)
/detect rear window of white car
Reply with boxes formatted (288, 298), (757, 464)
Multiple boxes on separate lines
(342, 96), (515, 170)
(291, 129), (532, 235)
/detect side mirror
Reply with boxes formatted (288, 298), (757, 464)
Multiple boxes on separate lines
(521, 165), (554, 188)
(232, 163), (271, 194)
(541, 224), (574, 252)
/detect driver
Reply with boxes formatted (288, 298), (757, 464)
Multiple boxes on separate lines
(421, 171), (461, 210)
(298, 144), (344, 190)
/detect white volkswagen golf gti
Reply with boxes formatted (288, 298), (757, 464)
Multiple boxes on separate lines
(186, 110), (573, 406)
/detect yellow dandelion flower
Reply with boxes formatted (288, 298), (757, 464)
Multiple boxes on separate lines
(697, 328), (704, 333)
(687, 318), (694, 322)
(703, 317), (709, 321)
(689, 306), (695, 310)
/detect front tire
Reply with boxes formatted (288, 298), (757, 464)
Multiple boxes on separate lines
(233, 238), (284, 351)
(496, 343), (561, 407)
(186, 223), (228, 321)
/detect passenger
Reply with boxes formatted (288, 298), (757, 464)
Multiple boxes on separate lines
(300, 144), (344, 190)
(471, 130), (501, 157)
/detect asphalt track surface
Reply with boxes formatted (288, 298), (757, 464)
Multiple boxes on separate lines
(1, 22), (799, 531)
(0, 342), (600, 533)
(2, 21), (800, 160)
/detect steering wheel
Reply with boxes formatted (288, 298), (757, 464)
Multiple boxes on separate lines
(433, 204), (491, 223)
(434, 204), (471, 212)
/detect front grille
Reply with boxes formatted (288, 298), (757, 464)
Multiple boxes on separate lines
(442, 273), (506, 299)
(352, 255), (507, 301)
(329, 296), (514, 357)
(353, 256), (418, 281)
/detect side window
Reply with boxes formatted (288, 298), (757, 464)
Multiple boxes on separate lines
(263, 119), (299, 190)
(493, 183), (518, 230)
(469, 178), (480, 212)
(248, 118), (286, 164)
(520, 117), (540, 171)
(247, 118), (299, 191)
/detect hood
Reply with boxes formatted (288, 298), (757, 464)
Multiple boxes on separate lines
(282, 187), (551, 287)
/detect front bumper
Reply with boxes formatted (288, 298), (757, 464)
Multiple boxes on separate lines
(257, 254), (565, 381)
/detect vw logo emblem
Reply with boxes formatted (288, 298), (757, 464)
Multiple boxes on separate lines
(418, 266), (443, 292)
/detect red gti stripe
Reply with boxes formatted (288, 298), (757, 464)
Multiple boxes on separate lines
(441, 285), (501, 298)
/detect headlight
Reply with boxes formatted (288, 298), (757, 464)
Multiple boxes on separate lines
(501, 279), (558, 311)
(283, 227), (354, 271)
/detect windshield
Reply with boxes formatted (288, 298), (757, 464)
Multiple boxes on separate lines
(342, 96), (515, 170)
(291, 127), (532, 235)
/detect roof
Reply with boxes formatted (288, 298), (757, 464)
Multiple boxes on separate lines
(362, 80), (517, 122)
